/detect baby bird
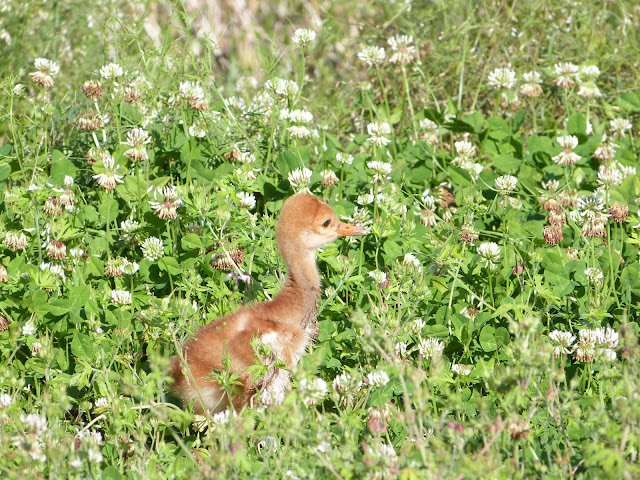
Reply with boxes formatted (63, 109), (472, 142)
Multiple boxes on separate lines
(170, 194), (367, 413)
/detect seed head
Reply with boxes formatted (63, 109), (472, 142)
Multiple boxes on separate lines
(608, 202), (628, 223)
(77, 112), (104, 132)
(81, 80), (104, 99)
(46, 240), (66, 259)
(459, 223), (479, 245)
(543, 225), (563, 245)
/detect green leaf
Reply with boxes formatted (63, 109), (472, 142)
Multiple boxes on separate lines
(49, 151), (78, 185)
(159, 256), (181, 275)
(490, 155), (522, 172)
(447, 166), (472, 187)
(382, 240), (403, 261)
(479, 325), (497, 352)
(567, 113), (588, 136)
(367, 382), (394, 406)
(71, 332), (98, 361)
(181, 233), (203, 251)
(0, 163), (11, 182)
(98, 196), (119, 224)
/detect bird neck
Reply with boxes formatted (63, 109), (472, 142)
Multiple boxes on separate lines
(276, 247), (320, 323)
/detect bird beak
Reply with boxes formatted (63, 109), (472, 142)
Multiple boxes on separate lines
(336, 221), (368, 237)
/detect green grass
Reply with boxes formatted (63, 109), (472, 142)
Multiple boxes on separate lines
(1, 0), (640, 478)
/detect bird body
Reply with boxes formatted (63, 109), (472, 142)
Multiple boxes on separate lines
(170, 194), (366, 413)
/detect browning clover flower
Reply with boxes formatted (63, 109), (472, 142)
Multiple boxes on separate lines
(179, 81), (208, 110)
(30, 58), (59, 88)
(320, 170), (338, 188)
(552, 135), (581, 166)
(520, 71), (543, 97)
(553, 62), (579, 88)
(93, 154), (124, 191)
(387, 34), (416, 65)
(594, 134), (619, 163)
(82, 80), (104, 99)
(149, 185), (183, 220)
(358, 46), (386, 67)
(46, 240), (66, 259)
(487, 67), (517, 89)
(122, 127), (151, 162)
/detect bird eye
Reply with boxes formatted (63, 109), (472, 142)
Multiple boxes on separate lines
(322, 219), (331, 228)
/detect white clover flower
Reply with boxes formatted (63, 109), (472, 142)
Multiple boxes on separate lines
(495, 175), (518, 192)
(332, 372), (362, 396)
(188, 123), (206, 138)
(580, 65), (601, 80)
(594, 327), (619, 349)
(577, 194), (605, 219)
(403, 252), (421, 269)
(548, 330), (576, 357)
(265, 78), (300, 98)
(584, 267), (603, 284)
(0, 393), (12, 408)
(477, 242), (501, 270)
(99, 63), (124, 80)
(287, 125), (311, 138)
(122, 262), (139, 275)
(21, 413), (47, 433)
(287, 109), (313, 124)
(552, 135), (581, 166)
(141, 237), (164, 261)
(64, 175), (74, 188)
(454, 140), (476, 158)
(578, 81), (601, 99)
(408, 318), (426, 335)
(336, 152), (354, 165)
(40, 262), (66, 280)
(357, 193), (374, 205)
(299, 378), (328, 405)
(22, 322), (36, 336)
(288, 167), (313, 193)
(13, 83), (27, 96)
(292, 28), (316, 47)
(88, 449), (103, 464)
(367, 122), (392, 147)
(111, 289), (132, 306)
(451, 364), (472, 376)
(387, 35), (416, 65)
(596, 166), (623, 187)
(212, 409), (236, 425)
(94, 397), (109, 408)
(418, 337), (445, 358)
(487, 67), (517, 89)
(237, 192), (256, 209)
(358, 46), (386, 67)
(368, 269), (388, 285)
(610, 118), (632, 137)
(553, 62), (580, 88)
(121, 219), (141, 233)
(366, 160), (393, 182)
(366, 370), (390, 387)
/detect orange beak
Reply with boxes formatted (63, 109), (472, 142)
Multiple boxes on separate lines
(336, 221), (368, 237)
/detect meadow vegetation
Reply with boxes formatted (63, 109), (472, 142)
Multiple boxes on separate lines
(1, 0), (640, 478)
